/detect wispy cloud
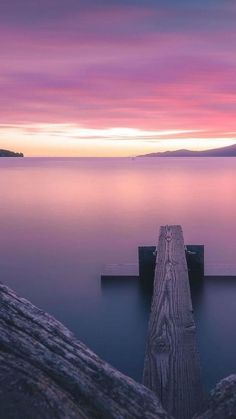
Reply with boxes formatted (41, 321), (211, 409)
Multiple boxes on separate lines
(0, 1), (236, 155)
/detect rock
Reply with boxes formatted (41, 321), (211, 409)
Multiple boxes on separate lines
(194, 375), (236, 419)
(0, 283), (171, 419)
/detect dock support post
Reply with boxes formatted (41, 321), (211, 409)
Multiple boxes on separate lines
(138, 246), (156, 290)
(186, 245), (204, 277)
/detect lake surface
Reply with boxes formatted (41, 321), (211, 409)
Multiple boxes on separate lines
(0, 157), (236, 391)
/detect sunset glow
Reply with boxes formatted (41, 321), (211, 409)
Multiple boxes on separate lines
(0, 1), (236, 156)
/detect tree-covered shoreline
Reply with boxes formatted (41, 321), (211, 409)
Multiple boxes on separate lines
(0, 149), (24, 157)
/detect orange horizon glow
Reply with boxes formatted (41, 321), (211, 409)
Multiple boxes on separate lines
(0, 123), (236, 157)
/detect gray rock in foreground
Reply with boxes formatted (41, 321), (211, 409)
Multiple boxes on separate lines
(0, 283), (171, 419)
(0, 282), (236, 419)
(195, 375), (236, 419)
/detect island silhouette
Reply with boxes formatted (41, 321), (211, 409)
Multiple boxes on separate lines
(0, 149), (24, 157)
(139, 143), (236, 157)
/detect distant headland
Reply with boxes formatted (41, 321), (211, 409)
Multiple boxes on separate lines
(0, 149), (24, 157)
(138, 143), (236, 157)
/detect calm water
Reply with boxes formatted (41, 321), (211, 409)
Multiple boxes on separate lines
(0, 157), (236, 391)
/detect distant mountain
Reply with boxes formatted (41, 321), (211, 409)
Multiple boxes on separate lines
(0, 149), (24, 157)
(139, 143), (236, 157)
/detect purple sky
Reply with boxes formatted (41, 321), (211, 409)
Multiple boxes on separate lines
(1, 0), (236, 155)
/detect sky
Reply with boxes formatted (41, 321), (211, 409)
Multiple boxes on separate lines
(0, 0), (236, 156)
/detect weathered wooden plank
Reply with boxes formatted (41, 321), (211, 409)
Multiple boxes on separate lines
(138, 245), (204, 290)
(143, 225), (205, 419)
(0, 282), (172, 419)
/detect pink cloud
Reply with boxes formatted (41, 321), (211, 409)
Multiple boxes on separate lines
(0, 4), (236, 144)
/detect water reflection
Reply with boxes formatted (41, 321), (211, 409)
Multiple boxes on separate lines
(0, 157), (236, 389)
(101, 275), (153, 382)
(194, 276), (236, 390)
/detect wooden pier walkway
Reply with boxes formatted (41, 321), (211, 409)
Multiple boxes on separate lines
(143, 225), (205, 419)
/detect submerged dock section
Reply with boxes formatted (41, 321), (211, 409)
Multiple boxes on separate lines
(143, 225), (204, 419)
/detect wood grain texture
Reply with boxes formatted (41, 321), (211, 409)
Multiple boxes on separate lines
(143, 225), (205, 419)
(0, 282), (172, 419)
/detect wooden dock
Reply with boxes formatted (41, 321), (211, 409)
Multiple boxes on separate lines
(1, 223), (236, 418)
(143, 225), (205, 419)
(139, 245), (204, 288)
